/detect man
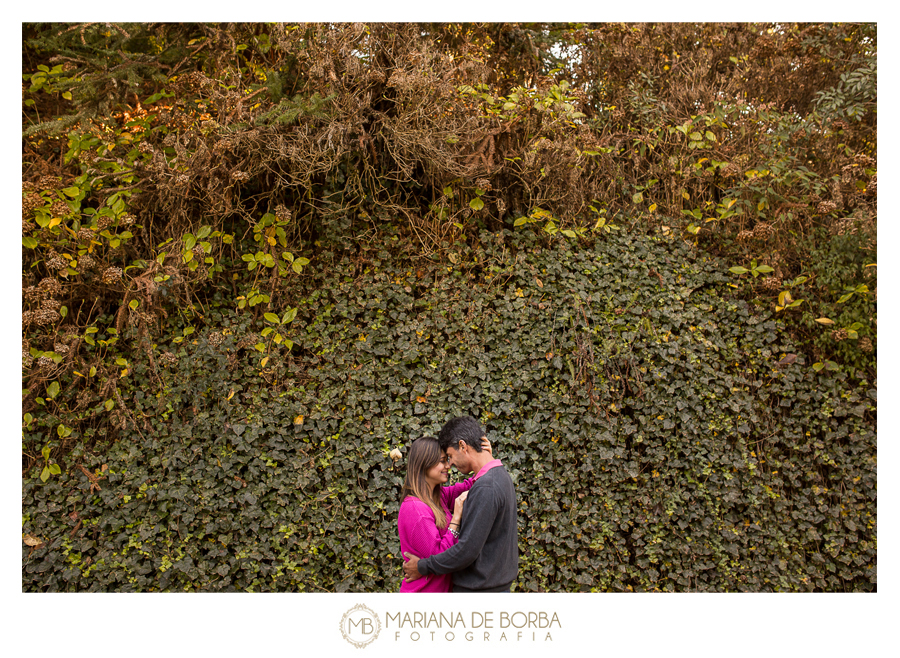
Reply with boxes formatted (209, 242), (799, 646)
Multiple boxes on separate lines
(402, 416), (519, 592)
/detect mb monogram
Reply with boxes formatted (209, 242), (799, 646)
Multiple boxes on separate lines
(340, 604), (382, 648)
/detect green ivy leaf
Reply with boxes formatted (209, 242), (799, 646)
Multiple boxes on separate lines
(264, 312), (280, 324)
(469, 197), (484, 211)
(47, 381), (60, 399)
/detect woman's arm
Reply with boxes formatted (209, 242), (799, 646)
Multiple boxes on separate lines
(398, 499), (458, 560)
(441, 476), (474, 511)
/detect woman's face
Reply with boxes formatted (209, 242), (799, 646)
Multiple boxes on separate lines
(424, 453), (449, 488)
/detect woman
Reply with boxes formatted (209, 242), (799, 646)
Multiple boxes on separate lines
(397, 435), (490, 592)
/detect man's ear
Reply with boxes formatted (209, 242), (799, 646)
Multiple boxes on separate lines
(457, 440), (468, 453)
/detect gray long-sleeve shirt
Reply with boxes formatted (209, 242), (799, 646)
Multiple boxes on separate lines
(418, 463), (518, 592)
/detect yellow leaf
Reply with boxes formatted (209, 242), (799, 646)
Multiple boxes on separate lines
(294, 414), (304, 425)
(649, 203), (657, 212)
(49, 217), (62, 228)
(682, 191), (690, 200)
(23, 534), (43, 547)
(416, 396), (427, 404)
(261, 356), (269, 368)
(226, 389), (235, 400)
(815, 318), (835, 325)
(267, 236), (276, 246)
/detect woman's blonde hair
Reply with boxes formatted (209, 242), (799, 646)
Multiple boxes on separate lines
(399, 436), (448, 529)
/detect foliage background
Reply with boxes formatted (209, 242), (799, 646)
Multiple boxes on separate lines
(21, 22), (876, 591)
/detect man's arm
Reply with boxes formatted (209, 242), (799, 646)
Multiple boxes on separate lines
(417, 481), (499, 576)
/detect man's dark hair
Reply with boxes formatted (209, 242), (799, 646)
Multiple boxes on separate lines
(438, 416), (485, 452)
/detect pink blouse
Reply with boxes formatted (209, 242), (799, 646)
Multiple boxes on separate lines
(398, 478), (475, 592)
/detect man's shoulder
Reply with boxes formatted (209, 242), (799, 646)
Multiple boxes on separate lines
(472, 464), (515, 493)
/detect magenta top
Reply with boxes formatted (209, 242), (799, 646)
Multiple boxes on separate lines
(398, 477), (475, 592)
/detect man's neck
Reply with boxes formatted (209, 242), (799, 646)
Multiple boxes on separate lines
(469, 450), (496, 475)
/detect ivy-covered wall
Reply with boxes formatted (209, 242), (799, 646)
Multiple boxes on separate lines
(22, 228), (876, 591)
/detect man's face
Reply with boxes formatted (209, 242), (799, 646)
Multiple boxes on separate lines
(445, 442), (473, 474)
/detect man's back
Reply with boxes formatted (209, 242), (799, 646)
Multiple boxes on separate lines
(418, 464), (518, 592)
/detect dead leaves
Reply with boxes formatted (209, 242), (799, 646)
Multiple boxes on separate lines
(76, 464), (106, 493)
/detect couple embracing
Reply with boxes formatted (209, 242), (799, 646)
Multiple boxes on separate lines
(398, 416), (518, 593)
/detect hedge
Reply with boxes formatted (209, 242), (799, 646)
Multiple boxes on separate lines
(22, 226), (876, 591)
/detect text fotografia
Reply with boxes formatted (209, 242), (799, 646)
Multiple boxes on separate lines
(387, 611), (561, 642)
